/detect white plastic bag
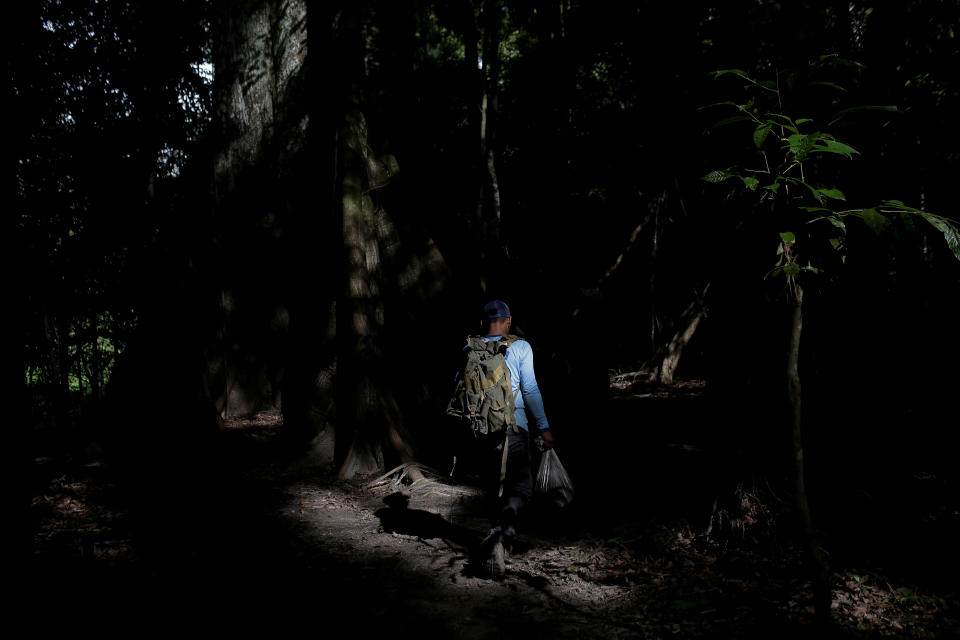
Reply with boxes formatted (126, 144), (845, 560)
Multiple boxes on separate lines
(535, 449), (574, 508)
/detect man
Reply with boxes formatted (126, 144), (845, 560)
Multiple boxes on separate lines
(473, 299), (554, 577)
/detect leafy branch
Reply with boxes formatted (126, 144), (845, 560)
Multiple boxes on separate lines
(703, 62), (960, 277)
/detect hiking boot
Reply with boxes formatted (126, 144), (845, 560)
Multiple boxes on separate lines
(486, 539), (505, 578)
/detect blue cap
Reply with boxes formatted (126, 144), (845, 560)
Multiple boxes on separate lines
(483, 300), (511, 319)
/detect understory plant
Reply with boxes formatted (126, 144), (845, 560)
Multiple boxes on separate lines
(702, 53), (960, 628)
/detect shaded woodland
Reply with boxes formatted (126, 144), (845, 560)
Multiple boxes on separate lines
(11, 1), (960, 636)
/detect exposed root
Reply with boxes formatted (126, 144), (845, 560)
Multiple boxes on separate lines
(364, 462), (442, 490)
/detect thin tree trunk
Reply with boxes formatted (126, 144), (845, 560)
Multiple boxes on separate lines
(90, 315), (101, 399)
(477, 0), (504, 291)
(76, 337), (85, 397)
(645, 282), (710, 385)
(787, 282), (833, 627)
(42, 309), (69, 416)
(462, 0), (480, 133)
(658, 285), (708, 385)
(650, 194), (662, 353)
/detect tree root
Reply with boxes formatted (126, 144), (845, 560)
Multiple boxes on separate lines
(364, 462), (440, 490)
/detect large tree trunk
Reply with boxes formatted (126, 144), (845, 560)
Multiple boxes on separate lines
(212, 0), (308, 418)
(210, 1), (448, 476)
(330, 3), (422, 479)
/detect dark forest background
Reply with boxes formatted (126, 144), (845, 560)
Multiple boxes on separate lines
(8, 0), (960, 625)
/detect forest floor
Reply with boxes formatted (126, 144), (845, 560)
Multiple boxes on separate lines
(24, 379), (960, 638)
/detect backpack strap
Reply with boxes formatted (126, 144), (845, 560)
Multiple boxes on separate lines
(467, 334), (520, 347)
(498, 429), (510, 498)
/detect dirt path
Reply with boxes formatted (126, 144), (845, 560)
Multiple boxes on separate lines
(25, 400), (960, 638)
(279, 471), (647, 639)
(271, 463), (959, 639)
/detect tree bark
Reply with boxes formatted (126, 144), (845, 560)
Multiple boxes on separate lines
(334, 104), (419, 479)
(212, 0), (308, 418)
(325, 4), (432, 479)
(209, 1), (442, 476)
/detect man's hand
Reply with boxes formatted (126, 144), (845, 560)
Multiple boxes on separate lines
(540, 429), (555, 450)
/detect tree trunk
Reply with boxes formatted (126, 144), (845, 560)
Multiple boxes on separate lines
(89, 315), (101, 399)
(334, 104), (419, 479)
(210, 1), (442, 476)
(787, 282), (833, 627)
(650, 193), (662, 353)
(658, 301), (706, 384)
(647, 282), (709, 385)
(319, 4), (431, 480)
(477, 0), (505, 292)
(4, 1), (38, 574)
(212, 0), (308, 418)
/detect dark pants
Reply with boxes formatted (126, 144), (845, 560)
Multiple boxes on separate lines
(486, 428), (533, 539)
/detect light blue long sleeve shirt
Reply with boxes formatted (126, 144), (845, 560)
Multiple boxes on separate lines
(482, 336), (550, 432)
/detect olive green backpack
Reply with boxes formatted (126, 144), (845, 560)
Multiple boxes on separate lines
(446, 335), (521, 436)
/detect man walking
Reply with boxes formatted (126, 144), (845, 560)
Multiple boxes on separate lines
(472, 300), (554, 577)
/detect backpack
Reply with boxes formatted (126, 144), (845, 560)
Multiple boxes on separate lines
(446, 335), (521, 436)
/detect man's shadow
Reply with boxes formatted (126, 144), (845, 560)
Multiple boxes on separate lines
(376, 492), (509, 576)
(375, 492), (546, 578)
(374, 492), (483, 549)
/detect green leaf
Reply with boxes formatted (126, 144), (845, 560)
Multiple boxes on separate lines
(921, 213), (960, 262)
(829, 104), (898, 125)
(702, 170), (734, 183)
(753, 124), (773, 148)
(765, 113), (799, 134)
(699, 100), (743, 111)
(808, 81), (848, 93)
(827, 216), (847, 231)
(780, 231), (796, 244)
(818, 188), (846, 201)
(783, 262), (801, 277)
(786, 133), (818, 160)
(741, 176), (760, 190)
(795, 118), (814, 125)
(812, 137), (859, 159)
(880, 199), (924, 214)
(801, 265), (821, 274)
(711, 69), (755, 82)
(817, 53), (865, 68)
(785, 177), (825, 204)
(859, 208), (890, 234)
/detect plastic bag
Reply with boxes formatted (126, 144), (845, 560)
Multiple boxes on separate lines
(534, 449), (575, 508)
